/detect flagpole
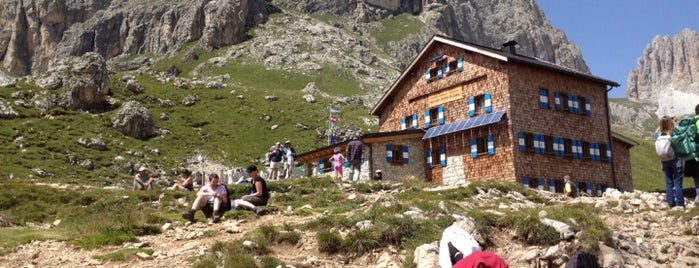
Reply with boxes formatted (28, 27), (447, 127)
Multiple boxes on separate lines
(328, 105), (332, 145)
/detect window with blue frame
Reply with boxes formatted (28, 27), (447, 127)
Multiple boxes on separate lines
(391, 144), (404, 164)
(474, 94), (486, 116)
(476, 137), (487, 155)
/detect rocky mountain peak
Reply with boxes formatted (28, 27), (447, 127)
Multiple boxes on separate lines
(626, 28), (699, 115)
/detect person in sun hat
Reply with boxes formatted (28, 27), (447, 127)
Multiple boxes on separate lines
(133, 166), (153, 190)
(232, 165), (269, 216)
(268, 142), (283, 180)
(372, 169), (383, 181)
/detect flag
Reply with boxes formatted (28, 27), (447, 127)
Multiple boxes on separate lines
(329, 106), (341, 114)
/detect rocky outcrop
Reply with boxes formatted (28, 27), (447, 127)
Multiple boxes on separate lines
(58, 52), (110, 110)
(111, 101), (156, 139)
(272, 0), (590, 73)
(624, 29), (699, 118)
(0, 0), (269, 75)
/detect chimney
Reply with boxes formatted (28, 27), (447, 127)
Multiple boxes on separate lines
(502, 40), (518, 54)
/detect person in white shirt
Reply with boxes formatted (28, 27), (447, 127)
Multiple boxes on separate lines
(182, 174), (228, 223)
(282, 140), (296, 179)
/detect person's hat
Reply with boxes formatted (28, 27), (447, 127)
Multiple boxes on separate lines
(246, 165), (258, 173)
(137, 166), (147, 172)
(375, 169), (382, 173)
(275, 142), (281, 145)
(285, 140), (291, 144)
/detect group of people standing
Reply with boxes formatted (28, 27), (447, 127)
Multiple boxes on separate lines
(655, 104), (699, 208)
(266, 140), (297, 180)
(328, 136), (379, 182)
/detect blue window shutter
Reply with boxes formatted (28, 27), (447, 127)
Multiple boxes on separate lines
(361, 155), (365, 164)
(437, 66), (443, 79)
(549, 179), (556, 193)
(554, 92), (561, 110)
(522, 177), (530, 187)
(538, 178), (544, 190)
(575, 140), (582, 159)
(424, 109), (431, 129)
(558, 138), (565, 157)
(444, 63), (450, 76)
(596, 184), (602, 197)
(539, 135), (546, 154)
(487, 135), (495, 155)
(585, 98), (592, 117)
(424, 70), (431, 83)
(593, 143), (599, 161)
(457, 58), (463, 72)
(607, 145), (613, 163)
(470, 138), (478, 159)
(484, 93), (492, 113)
(534, 135), (541, 154)
(586, 183), (592, 196)
(320, 159), (325, 174)
(439, 147), (447, 167)
(553, 137), (560, 156)
(438, 106), (445, 125)
(402, 146), (409, 164)
(568, 95), (575, 113)
(468, 97), (475, 117)
(539, 89), (549, 109)
(386, 144), (393, 163)
(412, 114), (418, 129)
(571, 140), (578, 159)
(518, 132), (526, 152)
(426, 151), (433, 169)
(400, 117), (406, 130)
(571, 95), (578, 114)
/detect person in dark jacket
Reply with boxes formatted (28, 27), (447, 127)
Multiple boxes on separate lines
(345, 136), (364, 181)
(233, 165), (269, 215)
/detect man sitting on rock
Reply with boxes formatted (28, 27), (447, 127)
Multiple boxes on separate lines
(233, 165), (269, 216)
(133, 166), (153, 190)
(182, 174), (229, 223)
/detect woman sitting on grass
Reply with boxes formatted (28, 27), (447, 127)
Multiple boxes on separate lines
(171, 169), (194, 191)
(233, 165), (269, 216)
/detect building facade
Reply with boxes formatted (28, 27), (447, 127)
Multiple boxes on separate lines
(298, 36), (637, 192)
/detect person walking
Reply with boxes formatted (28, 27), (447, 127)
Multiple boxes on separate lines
(346, 136), (364, 182)
(656, 115), (685, 208)
(282, 140), (296, 179)
(329, 147), (345, 180)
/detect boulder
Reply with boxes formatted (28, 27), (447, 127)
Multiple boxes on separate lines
(160, 113), (169, 121)
(540, 218), (574, 240)
(158, 98), (175, 108)
(77, 138), (108, 151)
(111, 101), (157, 139)
(599, 243), (625, 268)
(79, 159), (94, 170)
(32, 168), (53, 178)
(206, 81), (224, 89)
(413, 243), (439, 268)
(125, 79), (144, 93)
(303, 94), (316, 103)
(0, 70), (16, 87)
(58, 53), (110, 110)
(374, 251), (400, 268)
(403, 207), (425, 220)
(265, 95), (278, 101)
(182, 95), (197, 106)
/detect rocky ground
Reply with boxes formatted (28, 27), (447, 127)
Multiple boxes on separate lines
(2, 183), (699, 268)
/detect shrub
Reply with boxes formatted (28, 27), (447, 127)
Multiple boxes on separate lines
(378, 216), (415, 246)
(258, 224), (279, 244)
(260, 256), (283, 268)
(546, 203), (612, 251)
(278, 230), (302, 245)
(505, 212), (559, 246)
(317, 230), (342, 254)
(342, 229), (381, 256)
(94, 248), (154, 262)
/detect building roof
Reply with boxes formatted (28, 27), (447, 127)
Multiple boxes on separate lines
(611, 132), (639, 147)
(370, 35), (620, 115)
(295, 129), (425, 162)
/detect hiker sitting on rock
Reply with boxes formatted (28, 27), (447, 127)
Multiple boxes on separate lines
(171, 169), (194, 191)
(233, 165), (269, 216)
(133, 166), (153, 190)
(182, 174), (228, 223)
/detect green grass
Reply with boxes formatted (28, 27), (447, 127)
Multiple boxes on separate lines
(0, 228), (69, 255)
(94, 248), (154, 262)
(545, 203), (612, 252)
(371, 14), (425, 44)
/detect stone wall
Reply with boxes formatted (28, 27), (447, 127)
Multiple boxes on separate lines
(370, 138), (425, 181)
(613, 138), (634, 192)
(508, 62), (615, 188)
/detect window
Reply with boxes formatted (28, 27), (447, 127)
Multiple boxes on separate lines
(525, 133), (535, 152)
(582, 142), (591, 159)
(403, 115), (415, 129)
(474, 94), (486, 115)
(564, 139), (573, 157)
(392, 144), (404, 164)
(578, 97), (587, 115)
(448, 60), (457, 73)
(476, 137), (488, 155)
(560, 92), (569, 111)
(599, 144), (608, 161)
(544, 136), (554, 155)
(429, 107), (440, 127)
(432, 149), (441, 167)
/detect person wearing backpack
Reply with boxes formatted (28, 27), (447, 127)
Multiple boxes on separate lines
(655, 116), (685, 208)
(691, 104), (699, 205)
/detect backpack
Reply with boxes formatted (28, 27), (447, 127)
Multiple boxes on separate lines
(655, 134), (675, 161)
(671, 117), (698, 160)
(438, 225), (481, 268)
(565, 252), (600, 268)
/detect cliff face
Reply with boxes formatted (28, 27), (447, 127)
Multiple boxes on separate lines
(627, 29), (699, 101)
(272, 0), (591, 74)
(0, 0), (269, 75)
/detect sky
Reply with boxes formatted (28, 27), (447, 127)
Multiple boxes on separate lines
(536, 1), (699, 98)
